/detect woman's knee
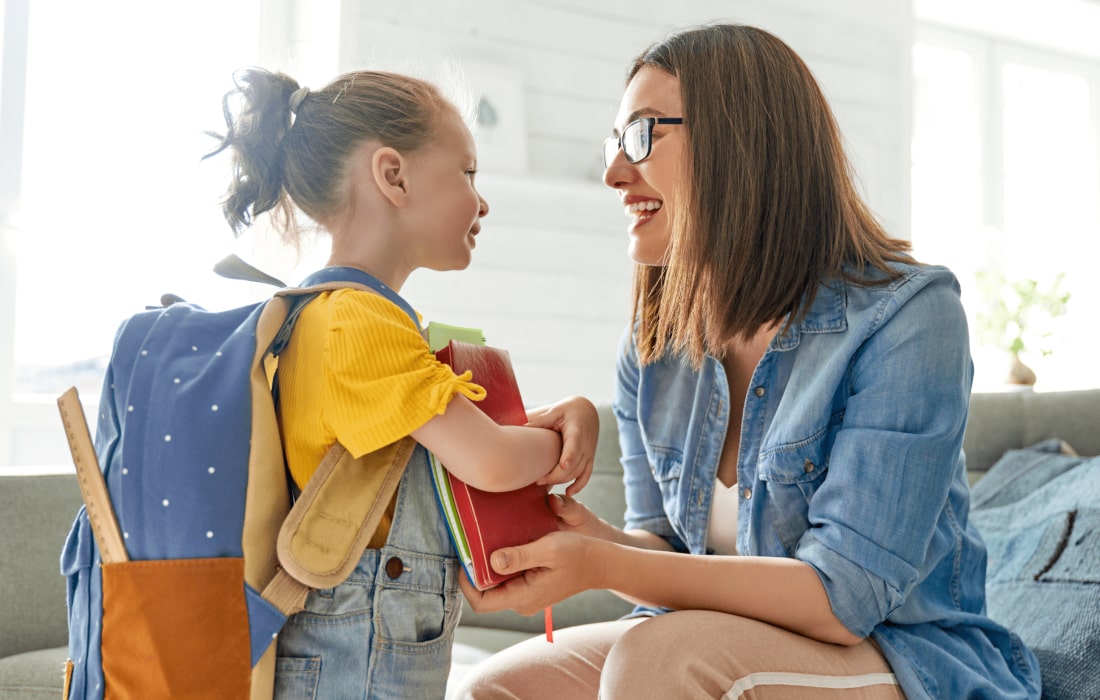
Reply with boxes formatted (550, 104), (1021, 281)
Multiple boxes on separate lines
(600, 613), (715, 697)
(451, 620), (636, 699)
(600, 611), (785, 699)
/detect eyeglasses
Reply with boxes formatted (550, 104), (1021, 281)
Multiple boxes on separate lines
(602, 117), (683, 168)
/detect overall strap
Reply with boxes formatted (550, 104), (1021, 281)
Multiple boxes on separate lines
(296, 266), (420, 331)
(269, 266), (421, 361)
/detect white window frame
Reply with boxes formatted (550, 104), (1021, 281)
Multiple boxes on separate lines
(913, 20), (1100, 392)
(0, 0), (343, 468)
(1, 0), (31, 468)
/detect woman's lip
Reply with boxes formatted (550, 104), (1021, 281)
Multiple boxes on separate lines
(628, 209), (658, 233)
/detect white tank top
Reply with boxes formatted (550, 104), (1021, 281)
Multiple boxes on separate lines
(707, 478), (740, 555)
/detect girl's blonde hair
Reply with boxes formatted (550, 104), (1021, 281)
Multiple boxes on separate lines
(206, 68), (456, 245)
(627, 25), (913, 367)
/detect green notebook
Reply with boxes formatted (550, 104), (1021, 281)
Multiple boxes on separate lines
(426, 321), (485, 353)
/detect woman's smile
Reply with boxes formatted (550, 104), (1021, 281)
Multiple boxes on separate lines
(625, 198), (663, 227)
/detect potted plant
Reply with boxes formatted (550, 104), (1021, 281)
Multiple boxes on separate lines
(975, 271), (1070, 386)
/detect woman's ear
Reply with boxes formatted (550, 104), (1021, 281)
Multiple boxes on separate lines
(371, 146), (409, 207)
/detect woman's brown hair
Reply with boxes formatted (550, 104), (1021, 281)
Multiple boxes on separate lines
(205, 68), (454, 245)
(628, 24), (913, 367)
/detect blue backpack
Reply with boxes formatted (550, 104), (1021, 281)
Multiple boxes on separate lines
(59, 261), (422, 699)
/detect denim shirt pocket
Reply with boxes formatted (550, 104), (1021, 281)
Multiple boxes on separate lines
(647, 446), (684, 483)
(645, 447), (687, 538)
(757, 429), (833, 554)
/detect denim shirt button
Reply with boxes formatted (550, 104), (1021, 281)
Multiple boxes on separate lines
(804, 459), (815, 473)
(754, 386), (766, 397)
(742, 488), (752, 500)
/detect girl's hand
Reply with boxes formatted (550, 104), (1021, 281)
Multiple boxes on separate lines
(460, 531), (607, 616)
(526, 396), (599, 496)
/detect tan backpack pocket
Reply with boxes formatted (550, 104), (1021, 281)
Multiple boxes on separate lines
(100, 558), (251, 699)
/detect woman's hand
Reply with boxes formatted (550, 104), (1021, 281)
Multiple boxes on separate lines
(545, 492), (611, 539)
(526, 396), (599, 496)
(460, 531), (608, 616)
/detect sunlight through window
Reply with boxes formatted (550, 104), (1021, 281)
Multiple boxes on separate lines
(912, 1), (1100, 391)
(13, 1), (262, 395)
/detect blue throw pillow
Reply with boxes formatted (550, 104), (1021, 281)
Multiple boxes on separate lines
(970, 441), (1100, 700)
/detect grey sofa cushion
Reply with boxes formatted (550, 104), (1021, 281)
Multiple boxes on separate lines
(0, 473), (83, 660)
(970, 442), (1100, 700)
(0, 647), (68, 700)
(965, 390), (1100, 474)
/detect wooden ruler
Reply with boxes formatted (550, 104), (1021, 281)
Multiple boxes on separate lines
(57, 387), (129, 564)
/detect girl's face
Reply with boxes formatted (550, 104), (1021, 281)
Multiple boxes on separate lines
(404, 109), (489, 272)
(603, 66), (686, 266)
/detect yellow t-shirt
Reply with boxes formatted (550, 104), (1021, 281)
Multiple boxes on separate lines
(278, 289), (484, 491)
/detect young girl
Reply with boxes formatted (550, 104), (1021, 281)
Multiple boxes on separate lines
(206, 67), (598, 699)
(457, 24), (1041, 700)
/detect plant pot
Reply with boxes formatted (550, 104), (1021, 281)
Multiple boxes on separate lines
(1007, 354), (1037, 386)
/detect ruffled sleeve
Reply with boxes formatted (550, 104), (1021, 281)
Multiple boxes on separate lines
(320, 290), (485, 459)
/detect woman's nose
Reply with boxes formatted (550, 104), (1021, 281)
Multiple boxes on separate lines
(602, 149), (634, 189)
(478, 194), (489, 218)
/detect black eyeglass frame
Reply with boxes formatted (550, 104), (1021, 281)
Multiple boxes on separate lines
(603, 117), (684, 168)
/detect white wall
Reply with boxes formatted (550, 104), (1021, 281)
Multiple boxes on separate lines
(336, 0), (914, 406)
(1, 0), (914, 465)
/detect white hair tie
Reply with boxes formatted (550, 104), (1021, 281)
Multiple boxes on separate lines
(289, 86), (310, 115)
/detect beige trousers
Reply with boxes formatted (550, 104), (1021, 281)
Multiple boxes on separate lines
(450, 611), (906, 699)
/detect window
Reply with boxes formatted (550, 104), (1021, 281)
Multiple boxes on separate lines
(912, 0), (1100, 391)
(2, 0), (266, 466)
(13, 1), (265, 394)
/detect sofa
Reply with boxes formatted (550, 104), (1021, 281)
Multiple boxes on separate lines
(2, 390), (1098, 699)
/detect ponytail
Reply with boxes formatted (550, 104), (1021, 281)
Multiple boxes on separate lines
(205, 68), (300, 238)
(206, 67), (452, 246)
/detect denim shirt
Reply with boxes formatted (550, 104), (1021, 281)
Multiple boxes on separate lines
(613, 263), (1041, 700)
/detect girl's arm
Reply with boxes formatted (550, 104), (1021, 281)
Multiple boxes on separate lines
(411, 395), (563, 493)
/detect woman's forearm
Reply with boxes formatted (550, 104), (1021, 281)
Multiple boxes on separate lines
(591, 539), (862, 646)
(590, 527), (676, 606)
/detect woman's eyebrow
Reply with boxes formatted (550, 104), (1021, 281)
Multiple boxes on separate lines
(612, 107), (668, 135)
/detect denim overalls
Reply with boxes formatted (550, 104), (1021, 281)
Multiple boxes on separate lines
(273, 267), (463, 699)
(273, 443), (462, 699)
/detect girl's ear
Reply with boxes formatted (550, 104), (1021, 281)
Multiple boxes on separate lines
(371, 146), (409, 207)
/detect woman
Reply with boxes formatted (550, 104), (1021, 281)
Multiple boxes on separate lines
(454, 24), (1041, 700)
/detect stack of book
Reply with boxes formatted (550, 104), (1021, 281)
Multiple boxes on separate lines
(425, 323), (559, 592)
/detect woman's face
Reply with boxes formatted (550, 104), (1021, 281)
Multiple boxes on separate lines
(603, 66), (686, 266)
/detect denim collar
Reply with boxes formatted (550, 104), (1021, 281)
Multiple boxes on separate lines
(773, 280), (848, 351)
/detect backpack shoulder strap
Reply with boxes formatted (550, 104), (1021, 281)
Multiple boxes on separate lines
(258, 266), (422, 610)
(282, 265), (420, 329)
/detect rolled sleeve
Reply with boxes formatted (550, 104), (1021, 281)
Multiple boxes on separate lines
(793, 273), (973, 637)
(614, 328), (678, 540)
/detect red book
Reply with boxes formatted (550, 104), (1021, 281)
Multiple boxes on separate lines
(429, 340), (559, 590)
